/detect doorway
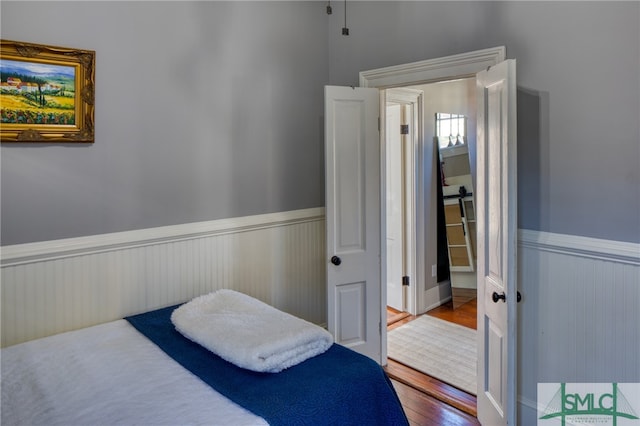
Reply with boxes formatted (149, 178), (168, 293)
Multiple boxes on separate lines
(384, 78), (479, 414)
(361, 49), (508, 325)
(385, 78), (478, 317)
(359, 47), (517, 425)
(327, 45), (516, 424)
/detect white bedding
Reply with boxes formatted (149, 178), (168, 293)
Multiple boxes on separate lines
(1, 320), (268, 426)
(171, 289), (333, 373)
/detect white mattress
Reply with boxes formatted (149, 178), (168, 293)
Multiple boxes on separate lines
(1, 320), (268, 426)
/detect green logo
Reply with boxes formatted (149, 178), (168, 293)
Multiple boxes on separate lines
(539, 383), (639, 426)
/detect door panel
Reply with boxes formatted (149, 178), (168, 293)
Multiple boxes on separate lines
(335, 281), (366, 345)
(476, 59), (517, 426)
(384, 89), (421, 316)
(325, 86), (381, 362)
(386, 103), (404, 311)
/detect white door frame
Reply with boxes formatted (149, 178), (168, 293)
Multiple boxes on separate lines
(361, 48), (515, 423)
(360, 46), (505, 318)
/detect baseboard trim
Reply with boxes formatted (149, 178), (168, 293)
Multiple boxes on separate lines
(518, 395), (540, 422)
(1, 207), (325, 267)
(424, 280), (453, 312)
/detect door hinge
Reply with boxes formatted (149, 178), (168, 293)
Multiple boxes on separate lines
(378, 117), (381, 131)
(400, 124), (409, 135)
(402, 275), (410, 286)
(379, 321), (382, 335)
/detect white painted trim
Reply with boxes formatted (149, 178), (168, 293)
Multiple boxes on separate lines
(385, 87), (423, 105)
(359, 46), (506, 88)
(517, 396), (540, 423)
(1, 208), (325, 267)
(423, 280), (453, 312)
(360, 47), (506, 318)
(519, 229), (640, 265)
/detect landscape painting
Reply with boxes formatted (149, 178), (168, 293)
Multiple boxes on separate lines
(1, 59), (76, 126)
(0, 40), (95, 143)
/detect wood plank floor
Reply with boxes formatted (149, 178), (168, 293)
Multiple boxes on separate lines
(385, 299), (479, 425)
(391, 379), (480, 426)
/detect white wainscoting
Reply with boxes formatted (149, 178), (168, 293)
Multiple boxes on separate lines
(3, 219), (639, 421)
(1, 208), (326, 348)
(517, 230), (640, 425)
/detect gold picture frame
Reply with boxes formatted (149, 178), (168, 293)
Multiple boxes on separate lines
(1, 40), (95, 143)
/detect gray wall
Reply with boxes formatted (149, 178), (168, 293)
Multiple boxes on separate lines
(1, 1), (328, 245)
(2, 2), (639, 246)
(327, 1), (640, 244)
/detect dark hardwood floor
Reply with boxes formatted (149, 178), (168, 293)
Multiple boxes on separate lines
(391, 379), (480, 426)
(385, 299), (479, 425)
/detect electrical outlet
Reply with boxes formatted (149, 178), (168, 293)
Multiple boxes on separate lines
(432, 264), (437, 277)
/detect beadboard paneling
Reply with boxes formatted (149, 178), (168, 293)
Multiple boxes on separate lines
(1, 208), (326, 348)
(3, 220), (638, 425)
(517, 230), (640, 425)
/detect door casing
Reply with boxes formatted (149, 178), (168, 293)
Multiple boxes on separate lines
(359, 46), (514, 424)
(360, 46), (506, 317)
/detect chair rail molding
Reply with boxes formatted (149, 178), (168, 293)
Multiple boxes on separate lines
(519, 229), (640, 265)
(2, 208), (325, 267)
(1, 208), (327, 347)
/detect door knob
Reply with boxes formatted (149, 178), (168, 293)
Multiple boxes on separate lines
(492, 292), (506, 303)
(330, 256), (342, 266)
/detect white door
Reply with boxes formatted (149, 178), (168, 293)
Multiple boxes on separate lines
(384, 88), (420, 316)
(325, 85), (382, 363)
(386, 102), (404, 311)
(475, 59), (518, 425)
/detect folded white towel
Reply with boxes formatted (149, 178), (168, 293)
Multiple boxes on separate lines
(171, 289), (334, 373)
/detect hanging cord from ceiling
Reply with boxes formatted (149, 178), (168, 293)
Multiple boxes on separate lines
(326, 0), (349, 36)
(342, 0), (349, 35)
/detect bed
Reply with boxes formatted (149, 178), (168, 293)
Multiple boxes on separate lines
(1, 291), (408, 426)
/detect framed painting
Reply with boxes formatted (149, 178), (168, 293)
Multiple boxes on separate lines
(1, 40), (95, 143)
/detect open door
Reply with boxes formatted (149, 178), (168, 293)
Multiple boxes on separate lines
(325, 85), (382, 363)
(385, 102), (404, 311)
(384, 88), (420, 316)
(475, 59), (518, 425)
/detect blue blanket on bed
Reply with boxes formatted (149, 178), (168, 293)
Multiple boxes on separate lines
(126, 305), (408, 426)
